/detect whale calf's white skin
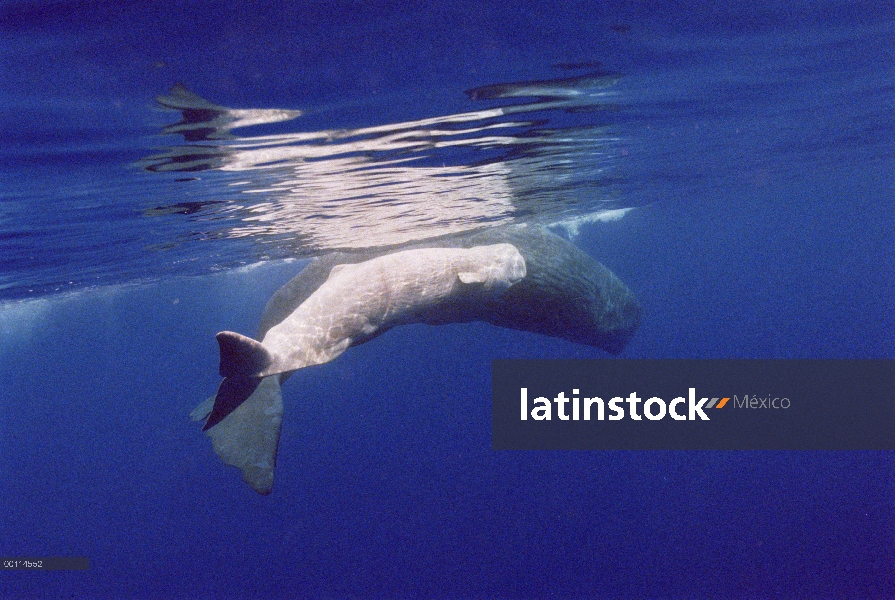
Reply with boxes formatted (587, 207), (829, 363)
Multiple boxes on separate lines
(217, 243), (526, 380)
(194, 226), (640, 495)
(196, 243), (525, 494)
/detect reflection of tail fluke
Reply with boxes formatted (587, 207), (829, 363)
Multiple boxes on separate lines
(157, 83), (229, 118)
(154, 83), (303, 143)
(191, 376), (284, 495)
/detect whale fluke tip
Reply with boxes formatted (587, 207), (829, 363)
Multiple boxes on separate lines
(216, 331), (275, 378)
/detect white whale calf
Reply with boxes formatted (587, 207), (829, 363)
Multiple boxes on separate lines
(216, 243), (526, 382)
(193, 226), (640, 494)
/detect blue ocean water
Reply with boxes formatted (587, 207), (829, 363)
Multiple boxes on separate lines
(1, 0), (894, 598)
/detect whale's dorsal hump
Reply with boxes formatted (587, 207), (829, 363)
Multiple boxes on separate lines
(327, 263), (355, 281)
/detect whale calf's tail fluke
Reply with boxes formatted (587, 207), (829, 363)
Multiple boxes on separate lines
(188, 331), (286, 494)
(191, 375), (284, 495)
(216, 331), (276, 378)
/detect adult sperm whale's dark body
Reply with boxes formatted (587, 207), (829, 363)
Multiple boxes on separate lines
(193, 225), (641, 494)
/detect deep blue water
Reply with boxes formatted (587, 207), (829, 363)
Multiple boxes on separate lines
(1, 1), (894, 598)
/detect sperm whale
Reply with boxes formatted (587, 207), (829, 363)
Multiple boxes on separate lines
(216, 243), (526, 382)
(192, 225), (640, 494)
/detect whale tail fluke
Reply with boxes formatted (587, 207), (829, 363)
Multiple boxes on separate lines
(191, 375), (284, 495)
(216, 331), (276, 377)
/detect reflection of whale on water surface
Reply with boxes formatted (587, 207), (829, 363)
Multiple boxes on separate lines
(140, 74), (637, 253)
(192, 225), (640, 494)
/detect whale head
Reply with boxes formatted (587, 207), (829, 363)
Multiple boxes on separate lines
(457, 243), (527, 296)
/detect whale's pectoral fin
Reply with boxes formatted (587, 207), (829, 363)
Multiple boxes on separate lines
(193, 376), (284, 495)
(216, 331), (276, 377)
(458, 271), (488, 284)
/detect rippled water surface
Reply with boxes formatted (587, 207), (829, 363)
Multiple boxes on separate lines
(4, 3), (890, 300)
